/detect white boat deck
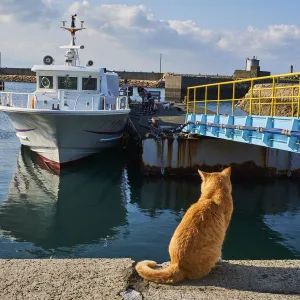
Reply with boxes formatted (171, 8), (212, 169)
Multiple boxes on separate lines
(0, 90), (129, 111)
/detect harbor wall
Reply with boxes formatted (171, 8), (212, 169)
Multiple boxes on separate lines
(165, 75), (233, 103)
(141, 135), (300, 177)
(113, 71), (163, 81)
(0, 68), (34, 76)
(0, 67), (163, 81)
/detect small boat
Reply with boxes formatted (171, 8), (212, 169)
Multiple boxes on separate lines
(0, 14), (130, 167)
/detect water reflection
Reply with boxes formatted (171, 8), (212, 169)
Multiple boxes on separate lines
(1, 81), (299, 260)
(226, 180), (300, 259)
(129, 177), (199, 217)
(0, 147), (128, 250)
(127, 173), (300, 260)
(0, 146), (299, 260)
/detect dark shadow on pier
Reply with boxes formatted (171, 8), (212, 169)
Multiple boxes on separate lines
(177, 261), (300, 295)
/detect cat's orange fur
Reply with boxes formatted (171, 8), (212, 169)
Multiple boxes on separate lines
(135, 167), (233, 284)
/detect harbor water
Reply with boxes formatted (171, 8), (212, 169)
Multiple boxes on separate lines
(0, 82), (299, 261)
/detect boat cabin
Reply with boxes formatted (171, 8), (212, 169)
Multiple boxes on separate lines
(0, 14), (128, 112)
(30, 66), (122, 111)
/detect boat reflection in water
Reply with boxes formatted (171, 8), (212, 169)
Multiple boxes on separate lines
(0, 146), (129, 255)
(0, 146), (299, 260)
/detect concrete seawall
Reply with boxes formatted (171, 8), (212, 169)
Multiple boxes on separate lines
(0, 68), (165, 88)
(165, 75), (234, 102)
(0, 75), (164, 88)
(0, 67), (34, 76)
(0, 68), (163, 81)
(141, 136), (300, 178)
(0, 259), (299, 299)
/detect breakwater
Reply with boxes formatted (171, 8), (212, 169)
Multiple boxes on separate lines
(0, 68), (165, 88)
(237, 83), (299, 117)
(0, 68), (234, 93)
(0, 75), (36, 83)
(165, 74), (233, 102)
(0, 68), (163, 81)
(0, 75), (164, 88)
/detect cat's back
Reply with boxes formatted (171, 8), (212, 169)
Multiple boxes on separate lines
(174, 195), (228, 238)
(170, 169), (233, 255)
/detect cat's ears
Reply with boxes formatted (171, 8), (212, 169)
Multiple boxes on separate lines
(222, 167), (231, 177)
(198, 167), (231, 181)
(198, 170), (208, 182)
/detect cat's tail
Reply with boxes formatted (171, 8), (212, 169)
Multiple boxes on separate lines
(135, 260), (186, 284)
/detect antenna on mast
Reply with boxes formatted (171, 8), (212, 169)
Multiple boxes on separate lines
(60, 14), (86, 66)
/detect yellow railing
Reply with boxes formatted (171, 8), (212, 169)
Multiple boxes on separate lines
(186, 72), (300, 118)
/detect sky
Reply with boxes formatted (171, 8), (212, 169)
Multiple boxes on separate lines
(0, 0), (300, 75)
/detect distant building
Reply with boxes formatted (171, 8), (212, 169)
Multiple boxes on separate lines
(233, 56), (270, 79)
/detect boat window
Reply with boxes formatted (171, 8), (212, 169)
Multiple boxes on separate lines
(39, 76), (53, 89)
(82, 77), (97, 90)
(58, 76), (78, 90)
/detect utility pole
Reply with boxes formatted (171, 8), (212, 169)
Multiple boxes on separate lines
(0, 52), (3, 91)
(159, 53), (162, 73)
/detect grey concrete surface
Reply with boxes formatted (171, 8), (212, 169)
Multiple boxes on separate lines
(141, 260), (300, 299)
(0, 259), (299, 300)
(0, 258), (134, 300)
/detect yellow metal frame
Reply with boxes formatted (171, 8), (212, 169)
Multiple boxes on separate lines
(186, 72), (300, 117)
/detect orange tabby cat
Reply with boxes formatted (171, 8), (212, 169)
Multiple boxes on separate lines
(136, 167), (233, 284)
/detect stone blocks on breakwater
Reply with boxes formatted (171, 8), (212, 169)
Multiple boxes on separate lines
(0, 75), (36, 83)
(0, 75), (164, 88)
(0, 259), (299, 299)
(0, 68), (164, 80)
(237, 83), (300, 117)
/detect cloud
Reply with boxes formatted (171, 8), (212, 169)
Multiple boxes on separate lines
(1, 1), (300, 74)
(0, 0), (59, 24)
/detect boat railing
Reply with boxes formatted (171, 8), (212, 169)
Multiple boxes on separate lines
(0, 91), (129, 111)
(73, 95), (101, 111)
(74, 95), (129, 111)
(0, 91), (39, 109)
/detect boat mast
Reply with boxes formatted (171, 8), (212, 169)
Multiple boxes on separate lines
(60, 14), (85, 66)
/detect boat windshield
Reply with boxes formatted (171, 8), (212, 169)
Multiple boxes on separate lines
(82, 77), (97, 90)
(58, 76), (78, 90)
(37, 73), (100, 91)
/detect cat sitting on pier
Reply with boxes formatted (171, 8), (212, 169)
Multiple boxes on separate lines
(136, 167), (233, 284)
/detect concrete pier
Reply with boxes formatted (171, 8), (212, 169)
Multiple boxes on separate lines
(129, 102), (300, 178)
(0, 259), (299, 299)
(141, 135), (300, 177)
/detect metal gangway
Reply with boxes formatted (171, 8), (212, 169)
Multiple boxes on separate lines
(184, 72), (300, 153)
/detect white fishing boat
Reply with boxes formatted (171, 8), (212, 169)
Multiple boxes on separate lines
(0, 14), (130, 167)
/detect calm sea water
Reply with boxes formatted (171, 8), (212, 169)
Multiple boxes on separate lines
(0, 82), (299, 260)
